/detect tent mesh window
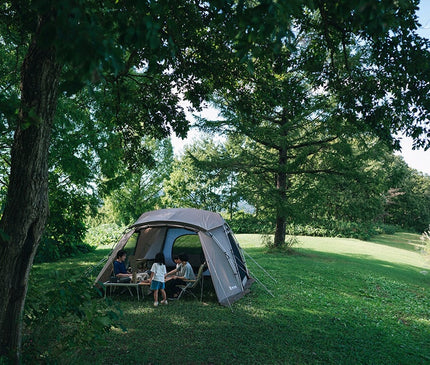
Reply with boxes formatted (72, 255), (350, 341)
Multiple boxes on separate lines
(171, 231), (204, 269)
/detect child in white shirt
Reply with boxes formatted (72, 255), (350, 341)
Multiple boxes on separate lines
(150, 252), (168, 306)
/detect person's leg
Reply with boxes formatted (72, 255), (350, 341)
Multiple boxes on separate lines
(160, 289), (167, 303)
(172, 279), (186, 297)
(167, 279), (179, 298)
(165, 279), (175, 296)
(153, 289), (159, 305)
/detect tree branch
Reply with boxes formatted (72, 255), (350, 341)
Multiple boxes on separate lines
(289, 135), (338, 150)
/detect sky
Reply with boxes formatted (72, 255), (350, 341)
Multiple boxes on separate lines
(172, 1), (430, 175)
(397, 0), (430, 175)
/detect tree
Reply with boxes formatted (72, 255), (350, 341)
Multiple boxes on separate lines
(382, 158), (430, 232)
(1, 0), (430, 361)
(200, 47), (374, 245)
(106, 138), (174, 225)
(287, 140), (396, 223)
(0, 9), (62, 361)
(162, 138), (236, 212)
(199, 0), (430, 247)
(0, 1), (232, 361)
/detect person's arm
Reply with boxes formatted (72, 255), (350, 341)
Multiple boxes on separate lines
(114, 261), (131, 278)
(165, 267), (178, 277)
(116, 272), (131, 278)
(173, 270), (185, 280)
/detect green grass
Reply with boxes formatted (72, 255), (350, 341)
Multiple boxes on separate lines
(25, 233), (430, 364)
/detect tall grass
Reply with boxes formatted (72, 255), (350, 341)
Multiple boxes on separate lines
(24, 233), (430, 364)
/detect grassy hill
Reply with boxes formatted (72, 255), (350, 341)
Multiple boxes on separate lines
(24, 233), (430, 364)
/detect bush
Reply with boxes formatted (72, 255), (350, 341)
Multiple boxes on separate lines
(224, 210), (400, 240)
(283, 220), (400, 240)
(35, 237), (95, 263)
(262, 233), (301, 252)
(33, 222), (134, 263)
(23, 270), (123, 363)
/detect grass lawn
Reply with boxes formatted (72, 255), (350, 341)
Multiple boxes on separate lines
(25, 233), (430, 364)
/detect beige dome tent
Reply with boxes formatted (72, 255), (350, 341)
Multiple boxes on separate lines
(95, 208), (254, 306)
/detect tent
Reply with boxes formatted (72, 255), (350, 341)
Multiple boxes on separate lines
(95, 208), (254, 306)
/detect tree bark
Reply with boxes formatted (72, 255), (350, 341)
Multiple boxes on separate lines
(0, 16), (61, 363)
(273, 144), (288, 247)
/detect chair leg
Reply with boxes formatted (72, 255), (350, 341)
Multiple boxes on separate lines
(178, 287), (197, 300)
(177, 289), (185, 300)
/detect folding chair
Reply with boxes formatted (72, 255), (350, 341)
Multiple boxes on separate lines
(177, 262), (207, 301)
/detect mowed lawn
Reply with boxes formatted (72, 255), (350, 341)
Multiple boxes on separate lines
(26, 233), (430, 364)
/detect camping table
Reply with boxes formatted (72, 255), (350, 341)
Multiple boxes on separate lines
(103, 281), (149, 301)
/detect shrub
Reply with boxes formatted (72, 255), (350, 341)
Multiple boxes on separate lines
(224, 211), (401, 240)
(284, 220), (400, 241)
(35, 237), (95, 263)
(23, 270), (123, 363)
(262, 233), (301, 252)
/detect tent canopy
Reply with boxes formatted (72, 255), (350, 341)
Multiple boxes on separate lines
(96, 208), (253, 306)
(131, 207), (226, 231)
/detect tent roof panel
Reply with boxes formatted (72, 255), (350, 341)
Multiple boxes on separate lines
(131, 208), (226, 231)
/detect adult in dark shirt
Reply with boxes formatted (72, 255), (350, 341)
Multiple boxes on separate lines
(113, 249), (132, 282)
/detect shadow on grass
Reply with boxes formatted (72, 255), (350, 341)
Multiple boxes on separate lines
(27, 242), (430, 364)
(368, 232), (425, 252)
(67, 284), (430, 365)
(47, 247), (429, 364)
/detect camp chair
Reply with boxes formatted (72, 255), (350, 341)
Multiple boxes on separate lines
(177, 262), (207, 301)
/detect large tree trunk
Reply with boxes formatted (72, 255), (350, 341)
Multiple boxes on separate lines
(0, 17), (61, 363)
(273, 145), (288, 247)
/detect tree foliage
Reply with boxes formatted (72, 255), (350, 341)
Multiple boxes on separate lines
(162, 138), (238, 213)
(170, 135), (430, 237)
(106, 138), (174, 225)
(382, 159), (430, 232)
(197, 0), (430, 246)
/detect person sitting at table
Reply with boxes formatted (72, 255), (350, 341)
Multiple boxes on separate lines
(165, 254), (185, 281)
(165, 253), (195, 299)
(113, 249), (132, 283)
